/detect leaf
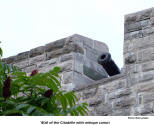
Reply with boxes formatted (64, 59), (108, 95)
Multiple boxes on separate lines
(27, 106), (36, 114)
(16, 104), (29, 110)
(2, 109), (22, 116)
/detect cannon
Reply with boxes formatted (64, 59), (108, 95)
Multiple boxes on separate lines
(97, 52), (120, 76)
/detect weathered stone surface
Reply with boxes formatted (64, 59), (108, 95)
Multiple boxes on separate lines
(124, 30), (143, 40)
(150, 17), (154, 26)
(87, 97), (102, 107)
(95, 103), (112, 116)
(2, 56), (16, 64)
(74, 53), (84, 73)
(125, 52), (136, 64)
(110, 108), (130, 116)
(60, 53), (73, 62)
(16, 51), (29, 62)
(46, 49), (63, 60)
(142, 92), (154, 103)
(82, 87), (97, 100)
(126, 64), (142, 74)
(125, 21), (142, 33)
(133, 103), (153, 115)
(83, 65), (107, 81)
(15, 60), (29, 69)
(93, 40), (109, 52)
(45, 38), (65, 52)
(142, 27), (154, 37)
(29, 46), (45, 58)
(62, 71), (73, 84)
(23, 65), (37, 73)
(29, 54), (46, 66)
(57, 60), (73, 72)
(138, 81), (154, 92)
(142, 61), (154, 72)
(113, 96), (136, 109)
(107, 88), (131, 100)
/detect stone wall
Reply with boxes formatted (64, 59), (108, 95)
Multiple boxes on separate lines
(3, 34), (109, 91)
(3, 7), (154, 116)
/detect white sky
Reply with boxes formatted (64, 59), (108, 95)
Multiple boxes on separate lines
(0, 0), (154, 68)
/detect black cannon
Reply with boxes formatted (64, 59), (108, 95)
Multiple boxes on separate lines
(98, 52), (120, 76)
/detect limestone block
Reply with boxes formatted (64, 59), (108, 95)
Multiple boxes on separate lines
(87, 97), (102, 107)
(85, 46), (100, 62)
(81, 87), (97, 100)
(142, 27), (154, 37)
(113, 96), (136, 109)
(23, 65), (37, 73)
(74, 53), (84, 73)
(126, 64), (142, 74)
(95, 103), (112, 116)
(150, 17), (154, 26)
(110, 108), (130, 116)
(60, 53), (73, 62)
(29, 54), (46, 66)
(2, 56), (16, 64)
(45, 38), (65, 52)
(29, 46), (45, 58)
(142, 61), (154, 72)
(100, 79), (126, 92)
(46, 49), (63, 60)
(124, 21), (142, 33)
(15, 60), (29, 69)
(124, 30), (143, 40)
(133, 103), (153, 115)
(142, 92), (154, 103)
(57, 60), (73, 72)
(138, 81), (154, 92)
(107, 88), (131, 100)
(15, 51), (29, 62)
(139, 71), (154, 83)
(124, 52), (137, 64)
(62, 71), (73, 84)
(93, 40), (109, 52)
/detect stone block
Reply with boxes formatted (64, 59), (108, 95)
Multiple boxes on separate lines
(45, 38), (65, 52)
(73, 72), (95, 90)
(107, 88), (131, 100)
(150, 17), (154, 26)
(93, 40), (109, 52)
(142, 27), (154, 37)
(95, 103), (112, 116)
(29, 54), (46, 66)
(62, 71), (73, 84)
(124, 21), (142, 33)
(46, 49), (63, 60)
(82, 87), (97, 100)
(74, 53), (84, 73)
(126, 64), (142, 74)
(15, 51), (29, 62)
(124, 30), (143, 40)
(125, 52), (137, 64)
(100, 79), (126, 92)
(23, 65), (37, 73)
(138, 81), (154, 92)
(29, 46), (45, 58)
(113, 96), (136, 109)
(57, 60), (73, 72)
(111, 108), (130, 116)
(87, 97), (102, 107)
(139, 71), (154, 83)
(60, 53), (73, 62)
(133, 103), (153, 115)
(15, 60), (29, 69)
(142, 61), (154, 72)
(142, 92), (154, 103)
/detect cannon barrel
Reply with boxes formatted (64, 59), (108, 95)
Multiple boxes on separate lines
(97, 53), (120, 76)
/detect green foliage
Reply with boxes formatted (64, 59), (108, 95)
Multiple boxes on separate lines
(0, 44), (89, 116)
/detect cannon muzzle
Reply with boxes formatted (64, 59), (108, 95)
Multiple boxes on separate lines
(98, 53), (120, 76)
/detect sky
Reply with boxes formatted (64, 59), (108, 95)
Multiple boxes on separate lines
(0, 0), (154, 68)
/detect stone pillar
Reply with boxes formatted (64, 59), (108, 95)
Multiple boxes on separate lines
(3, 34), (109, 91)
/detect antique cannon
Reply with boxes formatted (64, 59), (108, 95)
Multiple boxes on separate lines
(98, 52), (120, 76)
